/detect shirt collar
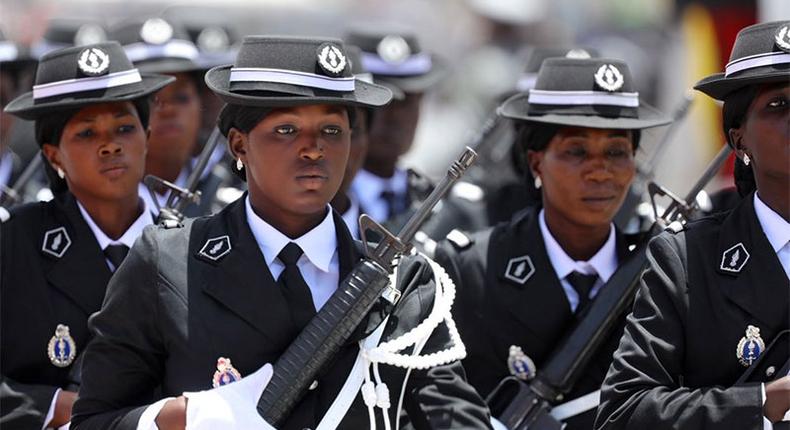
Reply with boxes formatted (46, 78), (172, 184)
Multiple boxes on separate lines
(754, 192), (790, 253)
(245, 196), (337, 272)
(77, 198), (152, 250)
(539, 209), (618, 282)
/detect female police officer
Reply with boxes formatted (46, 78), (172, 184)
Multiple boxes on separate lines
(70, 36), (491, 430)
(435, 56), (670, 430)
(1, 42), (172, 428)
(595, 20), (790, 429)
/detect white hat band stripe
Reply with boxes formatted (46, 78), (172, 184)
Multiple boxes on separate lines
(229, 68), (356, 92)
(33, 69), (143, 99)
(0, 42), (19, 62)
(360, 52), (432, 76)
(124, 40), (199, 63)
(528, 89), (640, 107)
(515, 74), (538, 92)
(725, 51), (790, 77)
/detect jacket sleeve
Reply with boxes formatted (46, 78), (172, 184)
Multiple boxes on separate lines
(389, 253), (493, 430)
(594, 232), (764, 430)
(70, 228), (167, 430)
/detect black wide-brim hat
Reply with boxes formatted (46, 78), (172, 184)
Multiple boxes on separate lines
(345, 28), (447, 96)
(499, 57), (670, 130)
(111, 18), (203, 75)
(5, 41), (174, 120)
(205, 36), (393, 108)
(695, 20), (790, 101)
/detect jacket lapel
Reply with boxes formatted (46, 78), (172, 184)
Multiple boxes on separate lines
(43, 193), (112, 315)
(715, 194), (789, 329)
(197, 198), (294, 350)
(489, 210), (573, 345)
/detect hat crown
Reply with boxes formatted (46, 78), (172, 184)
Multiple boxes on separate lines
(233, 36), (352, 78)
(34, 41), (134, 86)
(729, 20), (790, 63)
(533, 58), (634, 93)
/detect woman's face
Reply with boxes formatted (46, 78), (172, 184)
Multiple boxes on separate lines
(528, 126), (636, 229)
(231, 104), (350, 218)
(147, 72), (201, 171)
(731, 84), (789, 196)
(42, 101), (147, 201)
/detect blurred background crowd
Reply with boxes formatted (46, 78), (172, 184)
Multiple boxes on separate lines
(1, 0), (788, 205)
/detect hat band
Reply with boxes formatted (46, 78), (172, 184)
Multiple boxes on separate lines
(528, 89), (639, 108)
(33, 69), (143, 99)
(725, 51), (790, 77)
(124, 40), (199, 63)
(229, 67), (355, 92)
(515, 73), (538, 92)
(0, 41), (19, 62)
(361, 52), (432, 76)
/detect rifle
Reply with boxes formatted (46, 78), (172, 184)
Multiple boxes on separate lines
(144, 127), (225, 224)
(488, 144), (732, 429)
(257, 147), (477, 426)
(0, 151), (43, 208)
(614, 92), (695, 228)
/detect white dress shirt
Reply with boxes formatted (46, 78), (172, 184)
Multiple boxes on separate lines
(350, 168), (408, 223)
(538, 209), (619, 313)
(77, 198), (153, 272)
(340, 193), (362, 240)
(245, 196), (340, 311)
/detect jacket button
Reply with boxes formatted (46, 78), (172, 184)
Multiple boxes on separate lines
(766, 366), (776, 378)
(309, 380), (318, 390)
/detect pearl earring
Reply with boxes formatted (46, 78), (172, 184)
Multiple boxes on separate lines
(534, 176), (542, 189)
(743, 154), (750, 166)
(236, 159), (243, 171)
(57, 167), (65, 179)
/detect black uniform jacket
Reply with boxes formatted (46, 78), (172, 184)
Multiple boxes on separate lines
(595, 193), (789, 430)
(70, 196), (492, 430)
(1, 192), (113, 428)
(434, 207), (639, 430)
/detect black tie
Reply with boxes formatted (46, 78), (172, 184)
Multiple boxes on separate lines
(566, 271), (598, 314)
(104, 244), (129, 271)
(277, 242), (316, 334)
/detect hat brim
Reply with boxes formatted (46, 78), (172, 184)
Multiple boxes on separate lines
(498, 92), (671, 130)
(205, 65), (393, 108)
(694, 69), (790, 100)
(5, 74), (175, 120)
(136, 58), (204, 74)
(373, 55), (448, 94)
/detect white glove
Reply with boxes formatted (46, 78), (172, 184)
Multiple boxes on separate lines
(184, 363), (276, 430)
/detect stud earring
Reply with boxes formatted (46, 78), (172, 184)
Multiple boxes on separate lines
(743, 154), (750, 166)
(236, 159), (243, 171)
(57, 167), (65, 179)
(534, 176), (542, 189)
